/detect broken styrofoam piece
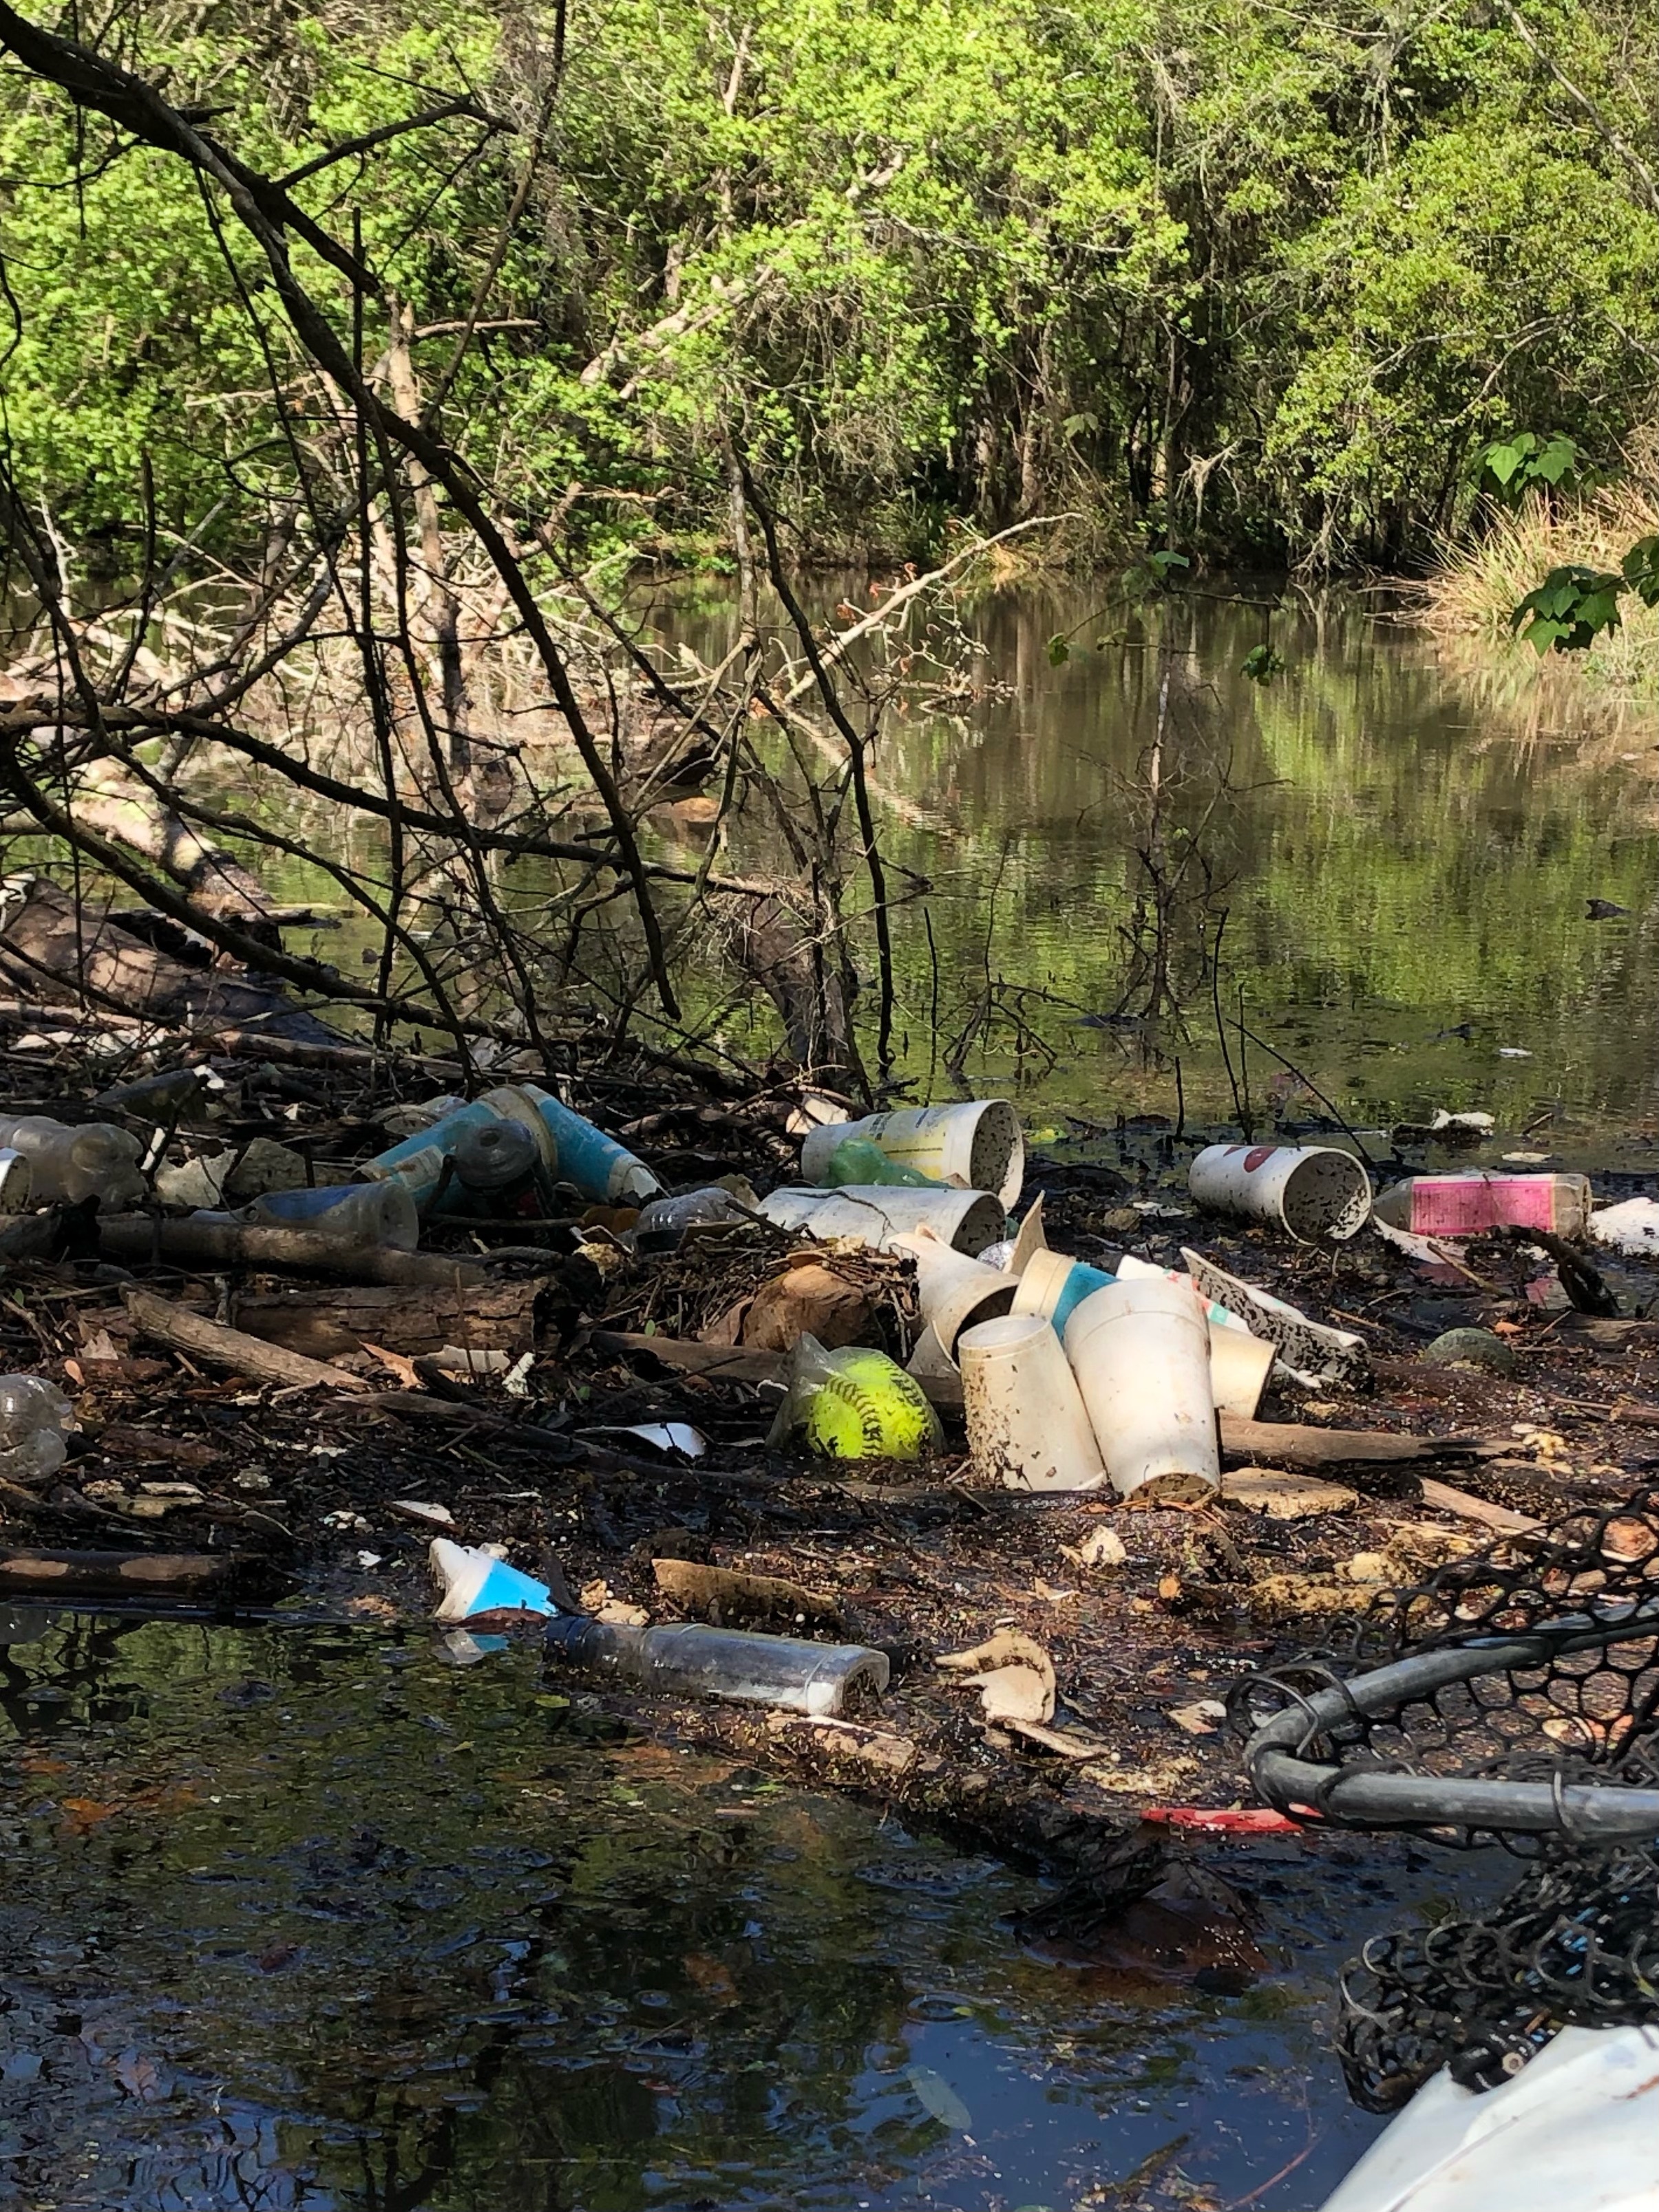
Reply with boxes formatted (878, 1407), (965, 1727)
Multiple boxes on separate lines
(1183, 1248), (1369, 1386)
(391, 1499), (456, 1530)
(1589, 1197), (1659, 1256)
(429, 1537), (558, 1623)
(1428, 1108), (1496, 1135)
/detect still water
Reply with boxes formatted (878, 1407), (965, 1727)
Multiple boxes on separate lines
(0, 1612), (1483, 2212)
(638, 584), (1659, 1148)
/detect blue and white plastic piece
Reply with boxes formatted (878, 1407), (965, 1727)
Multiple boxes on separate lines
(429, 1538), (558, 1623)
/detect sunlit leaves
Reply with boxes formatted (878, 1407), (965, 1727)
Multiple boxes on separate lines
(1510, 564), (1626, 655)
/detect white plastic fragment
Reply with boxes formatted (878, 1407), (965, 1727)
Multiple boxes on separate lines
(1589, 1197), (1659, 1256)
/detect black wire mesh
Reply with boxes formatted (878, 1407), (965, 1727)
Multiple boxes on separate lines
(1230, 1486), (1659, 2107)
(1231, 1484), (1659, 1853)
(1336, 1826), (1659, 2109)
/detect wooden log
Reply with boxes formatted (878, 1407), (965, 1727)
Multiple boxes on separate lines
(231, 1278), (540, 1359)
(122, 1286), (368, 1391)
(0, 1547), (244, 1595)
(1219, 1415), (1492, 1470)
(0, 878), (341, 1042)
(98, 1214), (487, 1288)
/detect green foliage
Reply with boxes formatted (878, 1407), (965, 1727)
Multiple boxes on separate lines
(1510, 564), (1627, 654)
(1240, 643), (1287, 684)
(1477, 432), (1581, 503)
(2, 0), (1659, 567)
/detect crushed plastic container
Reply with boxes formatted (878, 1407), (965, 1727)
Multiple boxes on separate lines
(0, 1373), (70, 1485)
(430, 1539), (557, 1622)
(0, 1114), (145, 1208)
(1372, 1170), (1592, 1239)
(633, 1186), (754, 1245)
(543, 1615), (889, 1716)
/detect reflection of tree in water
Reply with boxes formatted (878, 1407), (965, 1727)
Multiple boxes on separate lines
(296, 1812), (917, 2212)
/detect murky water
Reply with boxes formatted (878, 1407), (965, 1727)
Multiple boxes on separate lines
(639, 584), (1659, 1148)
(0, 1611), (1492, 2212)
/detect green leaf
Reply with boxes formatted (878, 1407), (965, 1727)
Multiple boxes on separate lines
(1621, 535), (1659, 608)
(1240, 642), (1287, 684)
(1047, 633), (1071, 665)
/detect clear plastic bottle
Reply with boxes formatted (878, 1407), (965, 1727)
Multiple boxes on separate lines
(0, 1373), (70, 1485)
(542, 1616), (890, 1716)
(0, 1115), (145, 1208)
(241, 1180), (420, 1252)
(633, 1186), (752, 1245)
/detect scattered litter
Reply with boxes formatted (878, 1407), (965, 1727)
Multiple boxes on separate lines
(1496, 1046), (1533, 1058)
(801, 1099), (1023, 1206)
(0, 1374), (70, 1485)
(1589, 1197), (1659, 1255)
(430, 1538), (557, 1623)
(1428, 1108), (1496, 1136)
(1168, 1699), (1227, 1736)
(938, 1629), (1056, 1725)
(1066, 1525), (1128, 1569)
(1372, 1170), (1592, 1239)
(355, 1550), (383, 1568)
(543, 1614), (889, 1715)
(907, 2063), (973, 2132)
(1184, 1250), (1368, 1385)
(1223, 1467), (1359, 1519)
(390, 1499), (456, 1530)
(1189, 1141), (1371, 1242)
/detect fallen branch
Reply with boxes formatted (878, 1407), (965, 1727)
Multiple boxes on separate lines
(121, 1286), (369, 1391)
(0, 1546), (248, 1595)
(1219, 1415), (1493, 1470)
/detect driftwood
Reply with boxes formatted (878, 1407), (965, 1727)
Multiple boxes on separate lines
(231, 1277), (541, 1359)
(1417, 1477), (1542, 1535)
(99, 1214), (487, 1288)
(1219, 1415), (1492, 1469)
(0, 1547), (245, 1595)
(0, 878), (341, 1042)
(122, 1286), (368, 1391)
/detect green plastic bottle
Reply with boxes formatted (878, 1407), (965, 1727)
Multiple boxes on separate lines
(818, 1135), (947, 1189)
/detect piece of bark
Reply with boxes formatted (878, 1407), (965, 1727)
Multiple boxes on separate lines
(1417, 1477), (1543, 1535)
(232, 1278), (540, 1360)
(1222, 1467), (1359, 1518)
(651, 1556), (844, 1630)
(1220, 1415), (1491, 1469)
(0, 1548), (244, 1595)
(99, 1214), (487, 1288)
(122, 1287), (368, 1392)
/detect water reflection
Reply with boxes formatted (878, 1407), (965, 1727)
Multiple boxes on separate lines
(0, 1613), (1488, 2211)
(646, 584), (1659, 1140)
